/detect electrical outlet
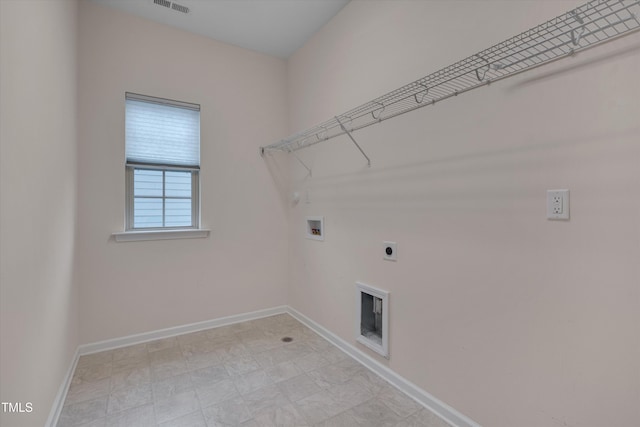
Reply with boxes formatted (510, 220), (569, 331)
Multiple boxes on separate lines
(383, 241), (397, 261)
(547, 189), (569, 220)
(552, 195), (563, 214)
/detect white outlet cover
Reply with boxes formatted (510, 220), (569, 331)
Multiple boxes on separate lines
(383, 241), (397, 261)
(547, 189), (569, 220)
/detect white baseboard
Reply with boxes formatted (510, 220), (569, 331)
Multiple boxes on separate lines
(45, 347), (79, 427)
(78, 306), (288, 355)
(286, 306), (482, 427)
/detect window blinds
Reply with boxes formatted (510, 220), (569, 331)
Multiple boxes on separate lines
(125, 92), (200, 168)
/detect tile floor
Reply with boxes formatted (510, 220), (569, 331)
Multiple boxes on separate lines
(57, 314), (451, 427)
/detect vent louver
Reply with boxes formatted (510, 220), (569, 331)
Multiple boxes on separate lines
(153, 0), (171, 8)
(171, 3), (189, 14)
(152, 0), (189, 14)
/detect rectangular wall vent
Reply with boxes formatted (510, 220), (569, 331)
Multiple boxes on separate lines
(153, 0), (171, 8)
(153, 0), (189, 14)
(171, 2), (190, 14)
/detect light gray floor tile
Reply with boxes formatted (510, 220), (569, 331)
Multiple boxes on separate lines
(153, 372), (194, 401)
(213, 342), (251, 362)
(253, 341), (311, 368)
(252, 403), (309, 427)
(110, 366), (150, 392)
(206, 325), (236, 340)
(350, 367), (387, 394)
(158, 410), (207, 427)
(223, 354), (260, 376)
(314, 410), (362, 427)
(201, 396), (252, 426)
(277, 373), (321, 402)
(235, 328), (267, 342)
(280, 341), (313, 359)
(292, 352), (330, 372)
(333, 357), (362, 371)
(242, 384), (291, 415)
(190, 365), (229, 388)
(233, 368), (274, 395)
(151, 358), (189, 382)
(105, 403), (155, 427)
(326, 377), (374, 408)
(265, 361), (303, 383)
(196, 378), (239, 408)
(185, 350), (222, 372)
(243, 336), (284, 353)
(65, 377), (111, 404)
(106, 383), (153, 415)
(226, 321), (254, 333)
(111, 353), (149, 375)
(321, 347), (349, 363)
(252, 346), (290, 368)
(75, 419), (106, 427)
(350, 398), (403, 426)
(305, 335), (334, 352)
(76, 352), (113, 370)
(294, 390), (351, 425)
(394, 409), (453, 427)
(150, 346), (184, 365)
(72, 364), (112, 385)
(180, 338), (219, 357)
(111, 343), (147, 361)
(155, 389), (201, 424)
(308, 362), (360, 388)
(58, 397), (108, 427)
(377, 384), (422, 418)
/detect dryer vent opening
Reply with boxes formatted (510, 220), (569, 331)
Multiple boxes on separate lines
(356, 282), (389, 359)
(361, 293), (383, 345)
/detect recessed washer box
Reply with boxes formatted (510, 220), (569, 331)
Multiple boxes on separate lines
(306, 216), (324, 241)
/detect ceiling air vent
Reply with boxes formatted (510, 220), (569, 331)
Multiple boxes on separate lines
(171, 2), (190, 14)
(153, 0), (171, 8)
(152, 0), (189, 14)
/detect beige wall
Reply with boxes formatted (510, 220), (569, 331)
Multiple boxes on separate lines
(286, 1), (640, 427)
(0, 1), (80, 426)
(2, 1), (638, 426)
(76, 0), (290, 344)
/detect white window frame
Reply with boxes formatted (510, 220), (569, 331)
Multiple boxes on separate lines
(125, 164), (200, 231)
(115, 92), (208, 241)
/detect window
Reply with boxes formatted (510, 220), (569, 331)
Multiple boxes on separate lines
(125, 92), (200, 230)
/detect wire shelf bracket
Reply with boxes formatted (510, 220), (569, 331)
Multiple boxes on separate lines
(336, 116), (371, 167)
(260, 0), (640, 160)
(293, 152), (312, 177)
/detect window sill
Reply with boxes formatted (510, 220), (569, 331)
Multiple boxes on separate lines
(112, 229), (210, 242)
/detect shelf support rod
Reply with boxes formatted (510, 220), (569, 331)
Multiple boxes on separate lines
(335, 116), (371, 167)
(293, 152), (312, 177)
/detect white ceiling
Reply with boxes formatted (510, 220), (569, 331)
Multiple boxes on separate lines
(92, 0), (350, 59)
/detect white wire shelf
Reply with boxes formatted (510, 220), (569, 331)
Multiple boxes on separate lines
(260, 0), (640, 159)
